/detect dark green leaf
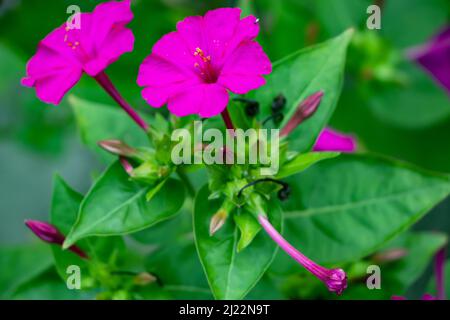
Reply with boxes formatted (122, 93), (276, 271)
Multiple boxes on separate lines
(342, 232), (447, 299)
(0, 244), (53, 298)
(50, 175), (124, 280)
(194, 186), (282, 299)
(282, 154), (450, 265)
(70, 96), (150, 163)
(145, 241), (212, 300)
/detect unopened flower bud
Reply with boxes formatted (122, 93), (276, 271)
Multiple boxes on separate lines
(134, 272), (157, 286)
(271, 94), (287, 113)
(119, 157), (134, 175)
(209, 209), (228, 236)
(25, 220), (87, 259)
(98, 140), (137, 157)
(245, 101), (260, 117)
(277, 185), (291, 201)
(372, 248), (408, 264)
(281, 91), (324, 137)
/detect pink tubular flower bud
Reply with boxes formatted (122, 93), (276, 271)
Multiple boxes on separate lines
(257, 215), (347, 295)
(25, 220), (87, 259)
(280, 91), (324, 138)
(119, 157), (134, 175)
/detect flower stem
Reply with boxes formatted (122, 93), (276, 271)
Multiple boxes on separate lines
(95, 72), (149, 132)
(221, 108), (235, 131)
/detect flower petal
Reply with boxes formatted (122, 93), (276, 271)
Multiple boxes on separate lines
(218, 74), (266, 95)
(151, 31), (198, 73)
(168, 84), (229, 118)
(83, 0), (135, 75)
(176, 15), (206, 53)
(219, 41), (272, 94)
(203, 8), (241, 63)
(22, 43), (82, 105)
(29, 67), (82, 105)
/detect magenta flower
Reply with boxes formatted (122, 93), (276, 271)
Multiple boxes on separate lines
(25, 220), (87, 259)
(313, 128), (357, 153)
(409, 25), (450, 94)
(137, 8), (272, 118)
(257, 215), (347, 295)
(22, 0), (134, 105)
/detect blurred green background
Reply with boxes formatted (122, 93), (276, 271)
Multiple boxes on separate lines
(0, 0), (449, 298)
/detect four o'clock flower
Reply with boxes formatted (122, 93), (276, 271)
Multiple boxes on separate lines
(137, 8), (272, 119)
(257, 214), (347, 295)
(25, 220), (87, 259)
(21, 0), (148, 131)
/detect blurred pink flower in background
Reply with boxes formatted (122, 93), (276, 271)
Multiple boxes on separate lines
(409, 25), (450, 94)
(22, 0), (134, 104)
(137, 8), (272, 118)
(313, 128), (357, 153)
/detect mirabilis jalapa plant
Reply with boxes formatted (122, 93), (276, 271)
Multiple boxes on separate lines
(21, 0), (449, 300)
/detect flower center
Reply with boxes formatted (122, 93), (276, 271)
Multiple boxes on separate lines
(193, 48), (218, 83)
(64, 27), (90, 62)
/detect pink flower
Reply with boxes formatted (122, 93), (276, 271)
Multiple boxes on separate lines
(22, 0), (134, 105)
(313, 128), (357, 153)
(137, 8), (272, 118)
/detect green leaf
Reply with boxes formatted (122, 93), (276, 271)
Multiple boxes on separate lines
(250, 29), (353, 152)
(70, 95), (150, 163)
(0, 244), (53, 298)
(276, 152), (340, 179)
(50, 175), (124, 280)
(234, 212), (262, 252)
(282, 154), (450, 265)
(342, 232), (447, 300)
(64, 161), (185, 247)
(12, 269), (94, 300)
(194, 186), (282, 300)
(145, 242), (212, 300)
(50, 175), (88, 279)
